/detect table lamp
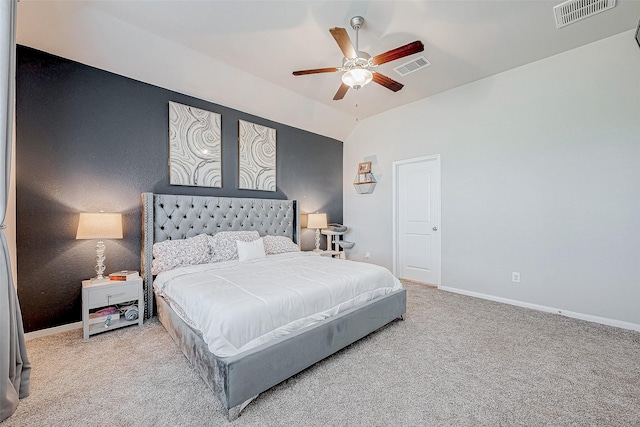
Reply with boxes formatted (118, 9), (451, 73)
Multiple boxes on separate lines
(307, 213), (327, 252)
(76, 212), (123, 281)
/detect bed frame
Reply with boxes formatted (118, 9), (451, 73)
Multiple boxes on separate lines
(141, 193), (407, 420)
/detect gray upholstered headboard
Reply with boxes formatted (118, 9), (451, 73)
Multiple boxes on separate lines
(141, 192), (300, 318)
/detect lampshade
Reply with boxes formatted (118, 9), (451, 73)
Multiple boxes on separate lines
(341, 69), (373, 90)
(76, 212), (123, 240)
(307, 213), (328, 230)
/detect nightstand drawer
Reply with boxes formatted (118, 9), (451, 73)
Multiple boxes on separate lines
(88, 283), (139, 308)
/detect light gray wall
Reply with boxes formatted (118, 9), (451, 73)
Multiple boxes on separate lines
(344, 31), (640, 327)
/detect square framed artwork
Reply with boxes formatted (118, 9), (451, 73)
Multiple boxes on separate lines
(238, 120), (276, 191)
(358, 161), (372, 174)
(169, 101), (222, 187)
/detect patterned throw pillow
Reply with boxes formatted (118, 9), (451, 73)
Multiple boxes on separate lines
(208, 231), (261, 262)
(151, 233), (210, 275)
(262, 235), (300, 255)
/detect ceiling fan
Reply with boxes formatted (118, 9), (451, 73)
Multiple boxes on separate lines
(292, 16), (424, 100)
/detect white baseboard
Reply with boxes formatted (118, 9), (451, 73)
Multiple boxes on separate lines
(24, 321), (83, 341)
(439, 286), (640, 332)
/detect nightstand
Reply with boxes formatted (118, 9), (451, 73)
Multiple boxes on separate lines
(82, 277), (143, 340)
(321, 230), (347, 259)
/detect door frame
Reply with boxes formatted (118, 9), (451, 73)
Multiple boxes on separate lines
(392, 154), (442, 287)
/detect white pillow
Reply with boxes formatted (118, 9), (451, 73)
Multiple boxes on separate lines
(207, 231), (260, 262)
(151, 234), (210, 275)
(262, 235), (300, 255)
(236, 238), (266, 262)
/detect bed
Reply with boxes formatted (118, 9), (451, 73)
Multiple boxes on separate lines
(141, 192), (406, 420)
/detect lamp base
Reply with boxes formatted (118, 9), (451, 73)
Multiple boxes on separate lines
(94, 239), (107, 281)
(90, 277), (111, 284)
(314, 228), (322, 252)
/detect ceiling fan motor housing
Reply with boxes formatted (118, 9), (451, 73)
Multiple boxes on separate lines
(342, 52), (372, 69)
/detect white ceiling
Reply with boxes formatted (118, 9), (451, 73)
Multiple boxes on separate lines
(16, 1), (640, 140)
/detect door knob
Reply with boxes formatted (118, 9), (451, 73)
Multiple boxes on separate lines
(433, 227), (438, 231)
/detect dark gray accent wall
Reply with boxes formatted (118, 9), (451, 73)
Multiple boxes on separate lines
(16, 46), (343, 332)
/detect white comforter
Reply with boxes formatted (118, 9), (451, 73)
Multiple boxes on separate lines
(153, 252), (403, 358)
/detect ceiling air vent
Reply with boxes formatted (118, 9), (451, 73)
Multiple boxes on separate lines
(393, 55), (431, 77)
(553, 0), (616, 28)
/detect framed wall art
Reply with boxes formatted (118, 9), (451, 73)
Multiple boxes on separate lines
(168, 101), (222, 187)
(238, 120), (276, 192)
(358, 161), (372, 174)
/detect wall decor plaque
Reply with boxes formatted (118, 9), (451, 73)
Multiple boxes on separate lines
(169, 101), (221, 187)
(238, 120), (276, 191)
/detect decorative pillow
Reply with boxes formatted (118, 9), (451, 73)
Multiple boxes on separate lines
(208, 230), (260, 262)
(151, 233), (209, 275)
(263, 235), (300, 255)
(237, 238), (266, 262)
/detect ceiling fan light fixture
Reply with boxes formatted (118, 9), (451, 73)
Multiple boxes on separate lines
(292, 16), (424, 100)
(341, 68), (373, 90)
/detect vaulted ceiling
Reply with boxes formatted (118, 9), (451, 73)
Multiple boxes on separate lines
(17, 0), (640, 140)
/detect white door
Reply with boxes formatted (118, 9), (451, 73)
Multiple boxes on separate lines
(394, 155), (441, 285)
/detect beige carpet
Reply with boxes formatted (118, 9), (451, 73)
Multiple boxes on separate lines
(3, 282), (639, 426)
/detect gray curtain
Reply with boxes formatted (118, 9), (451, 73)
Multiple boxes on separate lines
(1, 0), (30, 421)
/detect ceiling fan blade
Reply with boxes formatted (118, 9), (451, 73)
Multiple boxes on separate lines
(292, 67), (340, 76)
(371, 41), (424, 66)
(372, 72), (404, 92)
(329, 27), (357, 59)
(333, 83), (350, 100)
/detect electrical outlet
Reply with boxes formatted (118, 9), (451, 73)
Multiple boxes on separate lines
(365, 252), (371, 259)
(512, 272), (521, 283)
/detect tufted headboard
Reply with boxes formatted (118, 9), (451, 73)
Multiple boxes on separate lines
(141, 192), (300, 318)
